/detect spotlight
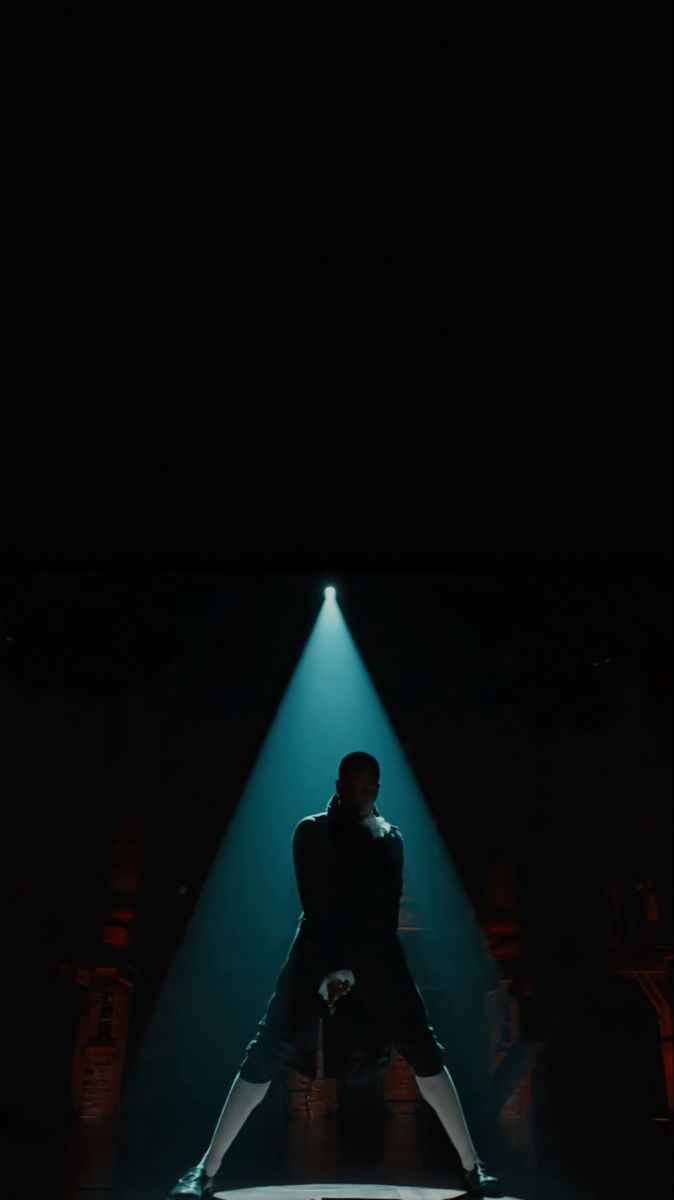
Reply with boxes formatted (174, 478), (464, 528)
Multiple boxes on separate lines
(324, 586), (337, 600)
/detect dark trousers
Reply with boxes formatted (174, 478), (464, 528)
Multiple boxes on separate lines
(238, 934), (445, 1083)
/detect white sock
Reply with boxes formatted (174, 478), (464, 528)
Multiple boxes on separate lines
(199, 1072), (271, 1177)
(415, 1066), (479, 1172)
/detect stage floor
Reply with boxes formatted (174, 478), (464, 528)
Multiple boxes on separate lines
(209, 1185), (524, 1199)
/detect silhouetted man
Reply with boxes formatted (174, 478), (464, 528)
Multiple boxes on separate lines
(167, 752), (503, 1197)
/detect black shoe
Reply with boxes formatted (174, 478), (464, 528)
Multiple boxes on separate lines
(463, 1159), (503, 1197)
(167, 1164), (217, 1198)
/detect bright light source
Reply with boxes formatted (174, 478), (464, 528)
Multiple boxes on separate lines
(324, 586), (337, 600)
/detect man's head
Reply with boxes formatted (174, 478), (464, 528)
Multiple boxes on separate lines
(336, 751), (381, 820)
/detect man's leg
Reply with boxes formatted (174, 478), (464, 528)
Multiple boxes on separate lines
(415, 1066), (478, 1172)
(168, 946), (321, 1195)
(380, 962), (502, 1195)
(198, 1073), (271, 1178)
(379, 961), (479, 1171)
(199, 950), (318, 1178)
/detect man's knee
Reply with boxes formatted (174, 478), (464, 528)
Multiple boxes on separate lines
(411, 1052), (445, 1078)
(238, 1070), (273, 1086)
(398, 1033), (445, 1078)
(414, 1061), (445, 1080)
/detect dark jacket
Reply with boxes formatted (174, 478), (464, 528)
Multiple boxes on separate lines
(291, 794), (404, 991)
(284, 794), (404, 1079)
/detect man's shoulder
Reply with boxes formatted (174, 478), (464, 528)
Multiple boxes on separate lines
(293, 813), (328, 837)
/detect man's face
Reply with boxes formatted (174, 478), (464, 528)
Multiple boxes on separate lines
(336, 766), (380, 819)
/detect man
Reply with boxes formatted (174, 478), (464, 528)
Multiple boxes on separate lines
(167, 752), (503, 1197)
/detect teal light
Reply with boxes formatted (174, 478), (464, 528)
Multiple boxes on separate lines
(124, 586), (498, 1168)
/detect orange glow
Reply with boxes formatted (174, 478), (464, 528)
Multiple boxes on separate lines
(111, 907), (134, 922)
(101, 926), (131, 948)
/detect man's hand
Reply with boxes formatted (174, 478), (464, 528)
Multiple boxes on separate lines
(326, 976), (353, 1014)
